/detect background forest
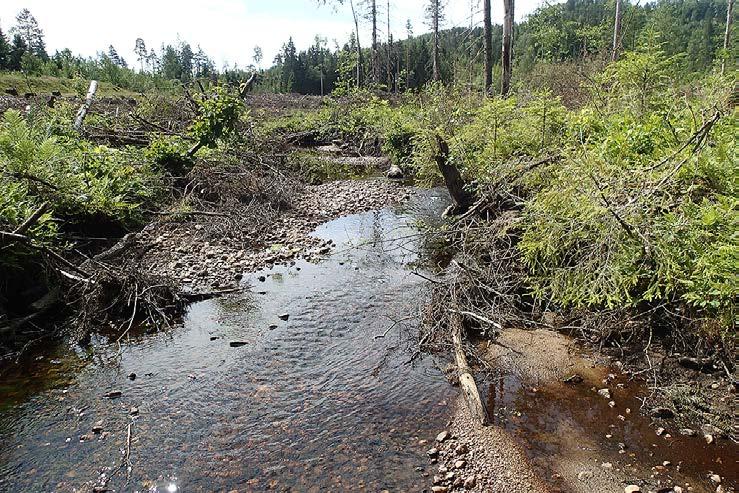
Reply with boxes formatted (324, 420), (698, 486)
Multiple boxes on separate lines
(0, 0), (734, 95)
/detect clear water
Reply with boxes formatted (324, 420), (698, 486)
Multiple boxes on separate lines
(0, 189), (455, 492)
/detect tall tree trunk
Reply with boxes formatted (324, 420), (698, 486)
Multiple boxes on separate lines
(722, 0), (734, 75)
(484, 0), (494, 94)
(371, 0), (380, 84)
(350, 0), (364, 88)
(432, 0), (441, 82)
(501, 0), (514, 96)
(386, 0), (393, 91)
(612, 0), (623, 62)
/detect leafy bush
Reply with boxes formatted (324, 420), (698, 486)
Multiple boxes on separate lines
(0, 109), (162, 252)
(190, 87), (246, 151)
(145, 136), (193, 175)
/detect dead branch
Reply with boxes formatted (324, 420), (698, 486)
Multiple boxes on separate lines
(74, 80), (98, 132)
(2, 171), (59, 190)
(14, 202), (49, 235)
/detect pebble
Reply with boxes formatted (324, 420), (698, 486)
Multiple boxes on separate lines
(278, 313), (290, 321)
(103, 391), (122, 399)
(229, 341), (248, 347)
(436, 430), (450, 443)
(598, 388), (611, 399)
(454, 460), (466, 469)
(709, 474), (721, 484)
(427, 448), (439, 458)
(92, 420), (104, 433)
(454, 443), (468, 455)
(577, 470), (593, 481)
(624, 486), (641, 493)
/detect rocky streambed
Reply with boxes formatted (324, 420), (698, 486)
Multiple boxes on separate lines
(0, 178), (736, 493)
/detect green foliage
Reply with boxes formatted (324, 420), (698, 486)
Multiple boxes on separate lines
(145, 136), (193, 175)
(190, 87), (246, 151)
(515, 52), (736, 321)
(0, 109), (161, 255)
(300, 43), (736, 328)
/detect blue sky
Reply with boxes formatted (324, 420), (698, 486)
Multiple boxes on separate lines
(0, 1), (555, 69)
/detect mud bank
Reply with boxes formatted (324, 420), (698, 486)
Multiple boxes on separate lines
(429, 328), (737, 493)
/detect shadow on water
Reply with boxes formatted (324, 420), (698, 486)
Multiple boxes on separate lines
(0, 188), (456, 492)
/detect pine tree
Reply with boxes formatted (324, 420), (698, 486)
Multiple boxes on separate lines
(108, 45), (127, 67)
(501, 0), (514, 95)
(11, 9), (47, 60)
(161, 45), (182, 80)
(134, 38), (147, 72)
(0, 27), (10, 70)
(8, 34), (27, 71)
(180, 43), (194, 82)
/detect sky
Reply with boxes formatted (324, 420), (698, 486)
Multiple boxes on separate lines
(0, 1), (555, 70)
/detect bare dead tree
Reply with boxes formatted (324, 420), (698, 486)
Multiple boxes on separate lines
(484, 0), (494, 94)
(501, 0), (514, 95)
(369, 0), (380, 84)
(722, 0), (734, 75)
(386, 0), (393, 91)
(612, 0), (623, 61)
(427, 0), (444, 82)
(350, 0), (365, 87)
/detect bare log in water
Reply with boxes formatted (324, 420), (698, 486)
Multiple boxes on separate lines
(449, 295), (489, 426)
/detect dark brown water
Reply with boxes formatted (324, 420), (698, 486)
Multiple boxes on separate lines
(0, 189), (455, 492)
(484, 362), (738, 492)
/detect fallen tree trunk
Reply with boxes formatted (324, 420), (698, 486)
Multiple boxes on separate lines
(74, 80), (98, 132)
(449, 295), (489, 426)
(239, 73), (258, 98)
(435, 134), (475, 214)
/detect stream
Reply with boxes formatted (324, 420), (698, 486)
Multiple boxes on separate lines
(0, 188), (456, 492)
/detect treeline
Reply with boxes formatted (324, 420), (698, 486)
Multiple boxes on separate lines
(0, 0), (734, 95)
(266, 0), (734, 94)
(0, 8), (256, 92)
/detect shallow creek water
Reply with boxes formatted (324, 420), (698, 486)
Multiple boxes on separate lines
(0, 189), (456, 492)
